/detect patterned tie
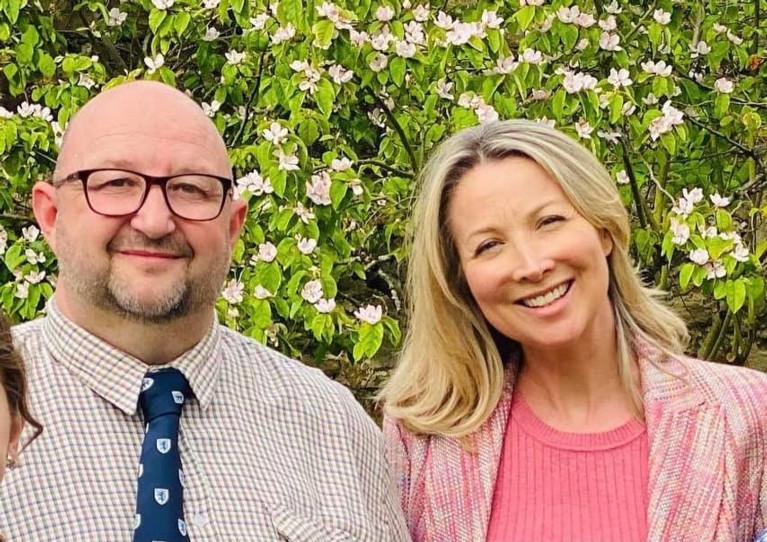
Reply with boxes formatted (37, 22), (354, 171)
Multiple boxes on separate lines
(133, 368), (191, 542)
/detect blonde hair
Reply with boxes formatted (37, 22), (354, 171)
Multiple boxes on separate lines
(379, 120), (689, 438)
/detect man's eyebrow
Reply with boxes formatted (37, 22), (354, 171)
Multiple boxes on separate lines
(96, 158), (219, 175)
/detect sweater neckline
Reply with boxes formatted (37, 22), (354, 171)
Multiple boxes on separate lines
(511, 391), (646, 451)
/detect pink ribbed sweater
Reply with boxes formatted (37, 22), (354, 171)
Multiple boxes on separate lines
(486, 393), (649, 542)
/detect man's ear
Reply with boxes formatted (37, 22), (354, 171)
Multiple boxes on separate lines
(228, 198), (248, 249)
(32, 181), (58, 252)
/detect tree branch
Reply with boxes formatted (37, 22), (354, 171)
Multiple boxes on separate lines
(231, 50), (268, 147)
(366, 90), (418, 174)
(357, 159), (413, 178)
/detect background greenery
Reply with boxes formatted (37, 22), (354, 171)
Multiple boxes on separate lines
(1, 0), (765, 412)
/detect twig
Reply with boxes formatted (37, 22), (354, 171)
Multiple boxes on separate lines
(686, 117), (761, 161)
(366, 90), (419, 174)
(357, 159), (413, 178)
(231, 50), (268, 147)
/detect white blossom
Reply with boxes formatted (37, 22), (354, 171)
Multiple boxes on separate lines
(0, 227), (6, 255)
(368, 108), (386, 127)
(371, 27), (395, 51)
(714, 77), (734, 94)
(575, 119), (594, 139)
(22, 225), (40, 242)
(413, 4), (429, 21)
(683, 187), (704, 204)
(557, 6), (579, 23)
(315, 298), (336, 313)
(642, 93), (659, 105)
(306, 171), (332, 205)
(445, 21), (479, 46)
(616, 170), (630, 184)
(316, 1), (340, 19)
(562, 70), (598, 93)
(24, 249), (44, 265)
(349, 29), (368, 47)
(653, 9), (671, 25)
(151, 0), (173, 9)
(710, 193), (731, 207)
(301, 279), (324, 303)
(576, 38), (590, 51)
(649, 101), (684, 140)
(732, 243), (750, 262)
(349, 179), (363, 196)
(263, 122), (288, 145)
(354, 304), (383, 325)
(521, 48), (544, 64)
(690, 41), (711, 57)
(726, 30), (743, 45)
(221, 279), (244, 304)
(24, 270), (45, 284)
(369, 53), (388, 72)
(331, 157), (353, 171)
(475, 103), (499, 124)
(435, 78), (454, 100)
(144, 54), (164, 74)
(531, 89), (552, 101)
(494, 56), (518, 74)
(704, 260), (726, 279)
(236, 170), (273, 196)
(605, 0), (622, 13)
(671, 220), (690, 245)
(713, 23), (727, 34)
(396, 40), (417, 58)
(575, 12), (596, 27)
(297, 237), (317, 255)
(277, 150), (300, 171)
(257, 242), (278, 262)
(294, 203), (316, 224)
(599, 15), (617, 31)
(689, 248), (710, 266)
(598, 130), (622, 143)
(254, 285), (273, 299)
(641, 59), (672, 76)
(481, 10), (503, 29)
(535, 116), (556, 128)
(376, 5), (395, 21)
(203, 27), (220, 41)
(225, 50), (246, 65)
(203, 0), (219, 8)
(434, 11), (454, 30)
(107, 7), (127, 26)
(700, 225), (718, 239)
(672, 197), (694, 217)
(15, 281), (29, 300)
(271, 23), (296, 44)
(404, 21), (425, 44)
(608, 67), (632, 88)
(0, 107), (12, 119)
(250, 13), (270, 30)
(201, 100), (221, 117)
(599, 32), (621, 51)
(328, 64), (353, 84)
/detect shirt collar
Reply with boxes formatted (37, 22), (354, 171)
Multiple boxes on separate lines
(42, 298), (222, 415)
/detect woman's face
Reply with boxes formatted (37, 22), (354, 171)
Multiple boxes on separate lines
(0, 386), (22, 481)
(449, 156), (615, 354)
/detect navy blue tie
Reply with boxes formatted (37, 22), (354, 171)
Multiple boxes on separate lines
(133, 368), (191, 542)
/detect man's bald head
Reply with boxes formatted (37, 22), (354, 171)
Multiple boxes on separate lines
(55, 80), (230, 179)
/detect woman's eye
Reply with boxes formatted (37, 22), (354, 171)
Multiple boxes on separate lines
(539, 215), (564, 227)
(475, 240), (499, 255)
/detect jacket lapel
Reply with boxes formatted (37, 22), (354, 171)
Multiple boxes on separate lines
(640, 346), (728, 541)
(421, 379), (513, 542)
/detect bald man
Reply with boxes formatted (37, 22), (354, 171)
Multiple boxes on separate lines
(0, 81), (410, 542)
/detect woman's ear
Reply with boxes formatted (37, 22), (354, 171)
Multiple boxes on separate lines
(601, 229), (614, 257)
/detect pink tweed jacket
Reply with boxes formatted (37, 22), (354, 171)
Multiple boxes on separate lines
(384, 345), (767, 542)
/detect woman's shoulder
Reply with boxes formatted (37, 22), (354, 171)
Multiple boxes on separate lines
(681, 354), (767, 400)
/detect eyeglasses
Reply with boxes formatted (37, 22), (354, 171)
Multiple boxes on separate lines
(58, 168), (233, 222)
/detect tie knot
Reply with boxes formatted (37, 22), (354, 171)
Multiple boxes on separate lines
(139, 368), (191, 423)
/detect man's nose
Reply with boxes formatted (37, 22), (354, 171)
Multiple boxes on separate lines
(129, 185), (177, 238)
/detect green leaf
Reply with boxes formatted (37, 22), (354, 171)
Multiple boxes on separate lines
(329, 180), (348, 210)
(314, 78), (335, 118)
(551, 89), (566, 123)
(389, 56), (406, 88)
(2, 0), (21, 24)
(3, 243), (24, 271)
(353, 322), (384, 360)
(174, 12), (191, 35)
(679, 262), (695, 290)
(515, 5), (536, 31)
(312, 19), (335, 49)
(297, 118), (319, 145)
(714, 93), (730, 118)
(725, 279), (747, 313)
(37, 53), (55, 78)
(715, 209), (732, 231)
(609, 94), (624, 124)
(149, 9), (167, 34)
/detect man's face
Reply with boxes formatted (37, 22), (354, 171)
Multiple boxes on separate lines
(38, 83), (246, 323)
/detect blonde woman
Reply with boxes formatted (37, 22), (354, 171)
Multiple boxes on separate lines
(380, 120), (767, 542)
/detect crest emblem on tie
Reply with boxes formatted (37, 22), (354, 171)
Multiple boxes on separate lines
(133, 514), (141, 529)
(179, 469), (185, 487)
(172, 390), (185, 404)
(154, 488), (170, 505)
(141, 377), (154, 392)
(156, 438), (172, 454)
(178, 519), (187, 536)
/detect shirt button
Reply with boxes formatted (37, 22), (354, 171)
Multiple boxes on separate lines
(192, 512), (210, 527)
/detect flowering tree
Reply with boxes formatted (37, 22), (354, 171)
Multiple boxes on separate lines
(1, 0), (765, 406)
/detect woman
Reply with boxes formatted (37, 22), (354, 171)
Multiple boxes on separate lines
(380, 120), (767, 542)
(0, 313), (41, 481)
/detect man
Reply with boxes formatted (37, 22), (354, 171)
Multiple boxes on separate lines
(0, 81), (410, 541)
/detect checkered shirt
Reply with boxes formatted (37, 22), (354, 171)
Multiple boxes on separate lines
(0, 301), (410, 541)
